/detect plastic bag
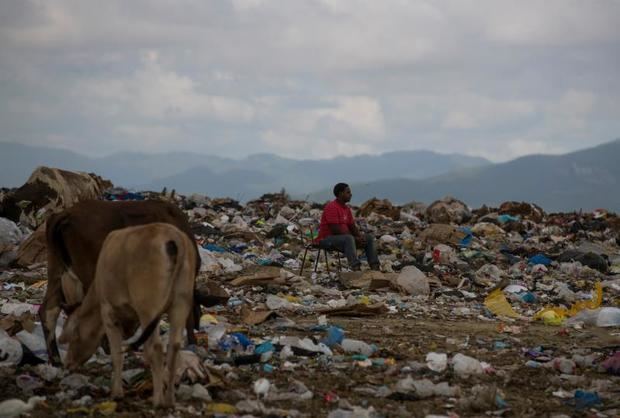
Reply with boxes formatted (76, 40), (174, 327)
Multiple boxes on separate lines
(0, 329), (23, 367)
(534, 282), (602, 325)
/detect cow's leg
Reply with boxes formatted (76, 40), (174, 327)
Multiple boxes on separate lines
(101, 304), (124, 399)
(184, 292), (201, 345)
(39, 264), (64, 365)
(144, 324), (164, 407)
(164, 302), (191, 407)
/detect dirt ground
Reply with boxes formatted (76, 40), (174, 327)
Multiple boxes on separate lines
(3, 313), (619, 418)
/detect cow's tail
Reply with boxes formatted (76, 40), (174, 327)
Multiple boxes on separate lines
(129, 234), (185, 351)
(46, 212), (72, 270)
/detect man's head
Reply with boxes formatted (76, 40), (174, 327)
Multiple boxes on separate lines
(333, 183), (352, 203)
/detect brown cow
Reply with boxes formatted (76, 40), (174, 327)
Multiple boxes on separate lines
(40, 199), (202, 365)
(59, 223), (196, 407)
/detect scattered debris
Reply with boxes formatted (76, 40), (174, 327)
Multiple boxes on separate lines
(1, 167), (619, 416)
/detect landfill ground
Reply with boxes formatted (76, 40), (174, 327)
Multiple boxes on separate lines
(1, 270), (619, 417)
(1, 315), (619, 418)
(1, 173), (620, 417)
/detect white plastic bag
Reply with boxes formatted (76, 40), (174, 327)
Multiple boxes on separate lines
(0, 329), (23, 367)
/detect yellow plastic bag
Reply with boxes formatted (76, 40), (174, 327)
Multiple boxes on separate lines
(207, 403), (237, 414)
(484, 289), (521, 319)
(536, 309), (565, 326)
(66, 401), (117, 416)
(93, 401), (117, 416)
(357, 295), (371, 305)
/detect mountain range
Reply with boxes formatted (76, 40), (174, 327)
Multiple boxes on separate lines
(0, 142), (488, 200)
(308, 139), (620, 212)
(1, 139), (619, 212)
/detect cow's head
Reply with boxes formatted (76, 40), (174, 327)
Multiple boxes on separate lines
(58, 305), (103, 370)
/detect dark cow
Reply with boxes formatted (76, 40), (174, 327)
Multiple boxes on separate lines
(40, 199), (202, 365)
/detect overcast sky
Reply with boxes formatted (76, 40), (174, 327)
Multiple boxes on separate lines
(1, 0), (619, 162)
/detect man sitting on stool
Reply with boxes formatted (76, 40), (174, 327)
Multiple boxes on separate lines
(316, 183), (380, 271)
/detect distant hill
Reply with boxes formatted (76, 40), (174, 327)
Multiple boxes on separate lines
(0, 143), (229, 188)
(0, 142), (96, 186)
(0, 142), (489, 198)
(307, 139), (620, 212)
(140, 150), (490, 198)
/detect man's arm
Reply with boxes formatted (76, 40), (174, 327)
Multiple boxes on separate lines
(349, 221), (367, 245)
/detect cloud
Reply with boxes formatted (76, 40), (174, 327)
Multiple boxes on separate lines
(440, 95), (536, 130)
(475, 1), (620, 45)
(261, 130), (374, 159)
(74, 52), (255, 123)
(256, 95), (385, 158)
(0, 0), (618, 162)
(544, 90), (596, 130)
(314, 96), (385, 138)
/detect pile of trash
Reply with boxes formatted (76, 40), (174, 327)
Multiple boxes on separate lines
(0, 167), (619, 417)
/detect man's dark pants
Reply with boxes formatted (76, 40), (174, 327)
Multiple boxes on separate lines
(319, 233), (379, 270)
